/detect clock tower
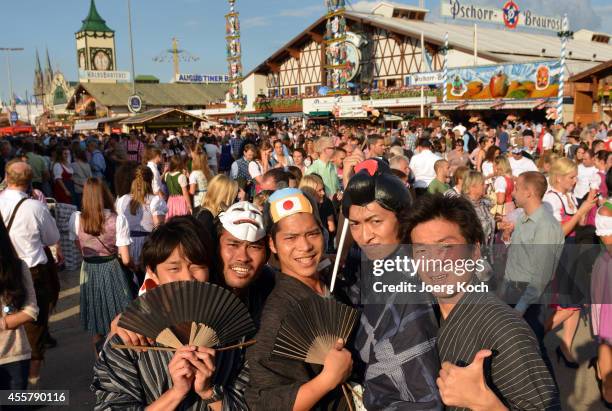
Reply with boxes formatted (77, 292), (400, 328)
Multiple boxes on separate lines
(76, 0), (117, 83)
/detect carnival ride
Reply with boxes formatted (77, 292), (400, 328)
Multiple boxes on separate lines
(152, 38), (200, 82)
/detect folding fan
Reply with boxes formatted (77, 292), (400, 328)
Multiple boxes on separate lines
(272, 296), (359, 365)
(117, 281), (256, 350)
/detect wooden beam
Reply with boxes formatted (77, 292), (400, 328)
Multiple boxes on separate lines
(390, 33), (403, 44)
(266, 62), (280, 73)
(573, 82), (594, 93)
(287, 47), (301, 60)
(592, 75), (599, 101)
(308, 31), (324, 44)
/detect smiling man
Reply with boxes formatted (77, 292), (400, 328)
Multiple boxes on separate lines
(406, 194), (560, 411)
(216, 201), (275, 325)
(93, 217), (224, 410)
(104, 209), (273, 410)
(246, 188), (354, 410)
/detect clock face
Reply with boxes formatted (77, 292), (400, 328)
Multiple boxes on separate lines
(93, 50), (111, 71)
(79, 52), (86, 69)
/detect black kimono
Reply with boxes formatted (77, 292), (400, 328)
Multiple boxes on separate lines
(245, 271), (351, 411)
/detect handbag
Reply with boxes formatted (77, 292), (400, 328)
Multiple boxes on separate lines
(94, 236), (138, 298)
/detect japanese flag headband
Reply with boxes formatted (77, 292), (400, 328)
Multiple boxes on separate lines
(218, 201), (266, 242)
(267, 188), (314, 224)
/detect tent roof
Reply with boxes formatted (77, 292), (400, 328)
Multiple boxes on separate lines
(120, 108), (203, 125)
(67, 82), (228, 110)
(247, 2), (612, 78)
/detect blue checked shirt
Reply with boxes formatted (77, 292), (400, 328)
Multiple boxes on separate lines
(340, 245), (442, 410)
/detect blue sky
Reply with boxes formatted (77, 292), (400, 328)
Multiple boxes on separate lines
(1, 0), (610, 100)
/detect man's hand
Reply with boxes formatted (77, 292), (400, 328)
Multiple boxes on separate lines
(319, 339), (353, 390)
(189, 347), (216, 400)
(168, 346), (197, 400)
(109, 313), (154, 349)
(437, 350), (507, 411)
(499, 222), (514, 243)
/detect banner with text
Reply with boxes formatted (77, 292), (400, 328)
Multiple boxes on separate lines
(405, 71), (444, 86)
(175, 74), (230, 84)
(79, 70), (131, 82)
(440, 0), (563, 31)
(445, 60), (562, 101)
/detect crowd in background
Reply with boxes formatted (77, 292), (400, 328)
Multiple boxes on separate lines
(0, 116), (611, 410)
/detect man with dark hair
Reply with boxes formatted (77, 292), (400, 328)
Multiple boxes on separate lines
(247, 188), (353, 410)
(463, 124), (478, 153)
(410, 138), (440, 197)
(260, 168), (290, 191)
(367, 134), (387, 161)
(230, 144), (257, 194)
(341, 159), (440, 410)
(406, 194), (560, 411)
(99, 214), (268, 410)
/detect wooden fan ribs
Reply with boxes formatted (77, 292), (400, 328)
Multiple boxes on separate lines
(118, 281), (255, 350)
(272, 297), (359, 365)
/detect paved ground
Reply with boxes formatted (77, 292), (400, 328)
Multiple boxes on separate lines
(37, 268), (608, 410)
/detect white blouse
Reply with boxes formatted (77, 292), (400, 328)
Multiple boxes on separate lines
(53, 163), (73, 180)
(116, 194), (168, 217)
(68, 210), (132, 247)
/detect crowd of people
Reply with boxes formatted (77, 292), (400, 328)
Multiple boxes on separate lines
(0, 116), (610, 410)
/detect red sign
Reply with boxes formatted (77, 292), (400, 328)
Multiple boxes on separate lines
(502, 0), (520, 29)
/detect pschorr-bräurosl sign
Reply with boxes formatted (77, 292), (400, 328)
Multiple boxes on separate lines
(440, 0), (563, 31)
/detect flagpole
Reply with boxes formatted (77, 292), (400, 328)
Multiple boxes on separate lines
(25, 90), (31, 124)
(442, 32), (449, 105)
(556, 14), (570, 125)
(420, 31), (425, 118)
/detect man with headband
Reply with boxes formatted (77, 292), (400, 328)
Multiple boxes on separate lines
(246, 188), (355, 410)
(109, 204), (275, 410)
(216, 201), (275, 325)
(114, 201), (273, 339)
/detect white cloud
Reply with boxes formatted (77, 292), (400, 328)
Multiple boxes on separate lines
(279, 5), (323, 18)
(242, 16), (271, 28)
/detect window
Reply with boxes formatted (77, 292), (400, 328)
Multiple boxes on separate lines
(373, 80), (379, 90)
(386, 78), (398, 88)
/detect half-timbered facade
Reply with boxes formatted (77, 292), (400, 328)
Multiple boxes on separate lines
(216, 1), (612, 118)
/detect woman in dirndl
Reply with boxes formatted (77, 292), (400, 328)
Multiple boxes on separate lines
(69, 178), (133, 354)
(543, 158), (597, 368)
(115, 165), (167, 274)
(591, 169), (612, 408)
(52, 146), (75, 205)
(163, 155), (192, 219)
